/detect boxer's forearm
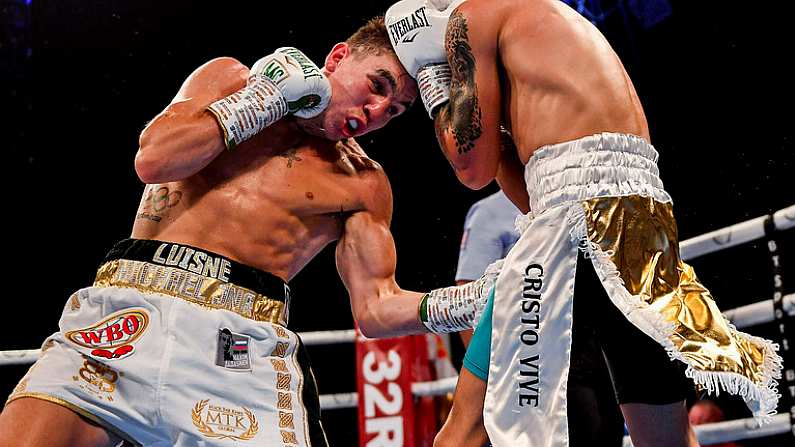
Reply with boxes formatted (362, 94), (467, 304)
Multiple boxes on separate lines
(433, 98), (500, 190)
(356, 288), (428, 338)
(136, 102), (227, 183)
(433, 105), (488, 189)
(495, 140), (531, 214)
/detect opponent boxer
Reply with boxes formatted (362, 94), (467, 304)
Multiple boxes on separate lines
(385, 1), (782, 446)
(0, 17), (496, 447)
(443, 161), (624, 447)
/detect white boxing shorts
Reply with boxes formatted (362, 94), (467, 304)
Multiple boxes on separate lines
(6, 238), (328, 447)
(484, 133), (782, 447)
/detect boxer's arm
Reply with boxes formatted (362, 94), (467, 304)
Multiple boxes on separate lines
(434, 3), (502, 190)
(135, 57), (248, 183)
(435, 368), (489, 447)
(336, 172), (426, 338)
(496, 130), (531, 214)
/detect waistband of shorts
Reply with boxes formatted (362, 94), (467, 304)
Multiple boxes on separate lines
(94, 238), (291, 325)
(524, 132), (672, 214)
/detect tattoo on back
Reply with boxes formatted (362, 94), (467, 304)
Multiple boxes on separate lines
(443, 11), (483, 154)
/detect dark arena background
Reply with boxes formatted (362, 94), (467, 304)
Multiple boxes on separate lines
(2, 0), (793, 445)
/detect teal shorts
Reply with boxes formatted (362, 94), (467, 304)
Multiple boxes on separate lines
(462, 288), (494, 381)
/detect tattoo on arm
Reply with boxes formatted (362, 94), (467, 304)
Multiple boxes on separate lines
(440, 11), (483, 154)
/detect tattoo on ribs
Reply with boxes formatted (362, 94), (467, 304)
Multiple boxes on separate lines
(444, 11), (482, 154)
(280, 148), (302, 168)
(136, 185), (182, 222)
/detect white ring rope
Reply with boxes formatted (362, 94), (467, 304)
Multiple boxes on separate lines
(300, 329), (356, 346)
(0, 329), (360, 367)
(724, 293), (794, 328)
(621, 413), (791, 447)
(680, 204), (794, 261)
(3, 293), (790, 368)
(319, 376), (460, 411)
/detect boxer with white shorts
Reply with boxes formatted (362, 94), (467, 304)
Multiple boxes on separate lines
(0, 17), (499, 447)
(8, 239), (324, 446)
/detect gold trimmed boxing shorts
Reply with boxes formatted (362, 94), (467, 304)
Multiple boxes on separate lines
(483, 133), (782, 447)
(6, 238), (328, 447)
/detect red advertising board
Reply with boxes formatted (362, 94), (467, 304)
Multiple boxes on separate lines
(356, 333), (436, 446)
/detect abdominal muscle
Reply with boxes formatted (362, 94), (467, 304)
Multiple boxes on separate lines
(129, 154), (347, 282)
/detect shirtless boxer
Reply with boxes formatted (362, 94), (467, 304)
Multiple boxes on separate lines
(0, 17), (496, 447)
(386, 1), (783, 446)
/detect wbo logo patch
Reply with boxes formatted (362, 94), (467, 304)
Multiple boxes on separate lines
(65, 309), (149, 361)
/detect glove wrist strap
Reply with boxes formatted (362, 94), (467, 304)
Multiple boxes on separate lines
(206, 77), (288, 150)
(417, 63), (452, 119)
(420, 279), (486, 333)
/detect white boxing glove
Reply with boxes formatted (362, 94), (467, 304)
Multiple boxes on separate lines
(419, 258), (502, 333)
(252, 47), (332, 119)
(207, 47), (332, 150)
(385, 0), (466, 117)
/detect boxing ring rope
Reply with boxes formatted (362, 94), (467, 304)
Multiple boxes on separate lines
(1, 204), (793, 443)
(2, 290), (792, 368)
(679, 204), (794, 261)
(620, 413), (792, 447)
(0, 330), (359, 367)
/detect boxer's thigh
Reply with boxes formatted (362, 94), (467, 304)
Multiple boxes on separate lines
(568, 254), (625, 447)
(574, 254), (692, 405)
(0, 397), (121, 447)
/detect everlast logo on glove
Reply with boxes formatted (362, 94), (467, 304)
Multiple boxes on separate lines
(387, 6), (431, 44)
(280, 48), (324, 80)
(263, 59), (288, 84)
(386, 0), (466, 116)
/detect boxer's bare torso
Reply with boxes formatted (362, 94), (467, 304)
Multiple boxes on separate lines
(494, 0), (649, 163)
(437, 0), (650, 201)
(132, 125), (384, 283)
(133, 58), (389, 283)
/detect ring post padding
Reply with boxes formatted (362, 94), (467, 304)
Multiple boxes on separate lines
(765, 213), (795, 437)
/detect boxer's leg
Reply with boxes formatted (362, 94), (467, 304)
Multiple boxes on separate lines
(0, 397), (121, 447)
(621, 401), (698, 447)
(576, 252), (697, 447)
(435, 290), (494, 447)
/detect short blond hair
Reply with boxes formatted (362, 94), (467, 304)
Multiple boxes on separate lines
(345, 16), (395, 57)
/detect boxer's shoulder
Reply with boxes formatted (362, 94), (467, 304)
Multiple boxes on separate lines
(174, 57), (249, 102)
(325, 137), (392, 218)
(195, 57), (248, 77)
(334, 138), (383, 173)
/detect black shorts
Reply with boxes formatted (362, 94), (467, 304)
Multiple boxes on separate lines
(571, 252), (694, 405)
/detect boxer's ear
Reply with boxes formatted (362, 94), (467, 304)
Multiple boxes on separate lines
(325, 42), (351, 74)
